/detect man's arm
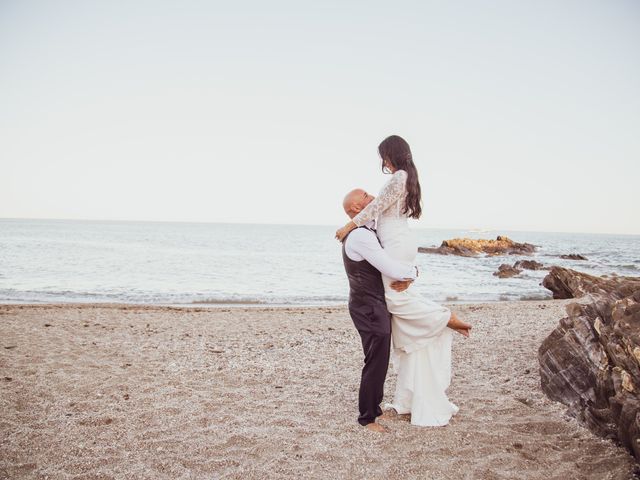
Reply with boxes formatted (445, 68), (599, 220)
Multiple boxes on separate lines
(346, 229), (418, 281)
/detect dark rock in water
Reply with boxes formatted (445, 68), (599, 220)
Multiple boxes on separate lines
(514, 260), (547, 270)
(560, 254), (588, 260)
(494, 259), (548, 279)
(542, 266), (640, 299)
(419, 235), (537, 257)
(538, 286), (640, 461)
(493, 264), (522, 278)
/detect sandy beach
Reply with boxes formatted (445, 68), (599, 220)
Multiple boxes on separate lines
(0, 300), (636, 480)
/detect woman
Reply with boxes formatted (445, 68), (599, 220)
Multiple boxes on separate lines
(335, 135), (471, 427)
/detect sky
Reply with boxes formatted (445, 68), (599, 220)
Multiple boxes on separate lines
(1, 0), (639, 235)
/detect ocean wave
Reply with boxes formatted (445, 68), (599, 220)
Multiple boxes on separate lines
(618, 264), (639, 271)
(191, 298), (266, 305)
(0, 288), (130, 303)
(0, 288), (347, 306)
(519, 293), (554, 301)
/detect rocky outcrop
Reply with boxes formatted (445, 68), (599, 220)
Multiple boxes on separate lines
(493, 260), (548, 279)
(560, 254), (588, 260)
(514, 260), (546, 270)
(418, 236), (537, 257)
(538, 286), (640, 460)
(542, 266), (640, 299)
(493, 264), (521, 278)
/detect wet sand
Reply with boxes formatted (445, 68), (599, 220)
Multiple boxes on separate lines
(0, 300), (636, 479)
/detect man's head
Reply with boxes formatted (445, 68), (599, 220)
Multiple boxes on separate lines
(342, 189), (375, 219)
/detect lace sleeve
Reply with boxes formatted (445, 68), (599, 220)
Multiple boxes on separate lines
(352, 170), (407, 226)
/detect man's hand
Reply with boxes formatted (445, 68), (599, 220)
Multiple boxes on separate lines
(390, 279), (413, 292)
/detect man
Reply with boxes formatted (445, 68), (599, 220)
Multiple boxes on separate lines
(340, 188), (419, 433)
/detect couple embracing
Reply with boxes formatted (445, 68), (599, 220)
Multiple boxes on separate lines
(336, 135), (472, 433)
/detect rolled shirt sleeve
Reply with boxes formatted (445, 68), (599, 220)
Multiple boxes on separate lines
(345, 228), (417, 281)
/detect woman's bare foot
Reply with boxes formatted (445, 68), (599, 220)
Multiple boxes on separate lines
(448, 311), (472, 337)
(453, 326), (471, 337)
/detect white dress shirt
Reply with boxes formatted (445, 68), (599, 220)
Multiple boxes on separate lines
(344, 220), (418, 281)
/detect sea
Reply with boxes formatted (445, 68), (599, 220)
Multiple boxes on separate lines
(1, 219), (638, 306)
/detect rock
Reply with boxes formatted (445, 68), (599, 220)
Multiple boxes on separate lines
(538, 287), (640, 460)
(419, 236), (537, 257)
(514, 260), (546, 270)
(542, 266), (640, 299)
(494, 259), (548, 278)
(560, 254), (588, 260)
(493, 264), (522, 278)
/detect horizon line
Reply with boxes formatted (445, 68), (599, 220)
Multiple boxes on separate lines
(1, 216), (639, 237)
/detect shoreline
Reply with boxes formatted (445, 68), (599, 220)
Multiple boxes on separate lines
(0, 297), (558, 310)
(1, 299), (635, 479)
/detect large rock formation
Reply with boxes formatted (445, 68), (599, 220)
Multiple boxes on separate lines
(538, 286), (640, 460)
(542, 266), (640, 299)
(418, 235), (537, 257)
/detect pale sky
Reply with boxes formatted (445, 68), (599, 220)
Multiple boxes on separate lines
(1, 1), (639, 234)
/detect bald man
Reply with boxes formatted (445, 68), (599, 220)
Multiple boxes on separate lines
(340, 188), (419, 433)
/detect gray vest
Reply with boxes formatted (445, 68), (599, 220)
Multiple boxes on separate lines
(341, 226), (391, 335)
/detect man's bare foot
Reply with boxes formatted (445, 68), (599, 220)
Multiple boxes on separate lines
(365, 422), (388, 433)
(448, 312), (472, 337)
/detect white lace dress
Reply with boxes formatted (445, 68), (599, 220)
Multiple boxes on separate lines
(352, 169), (459, 426)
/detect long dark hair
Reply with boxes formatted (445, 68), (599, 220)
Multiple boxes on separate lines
(378, 135), (422, 219)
